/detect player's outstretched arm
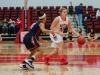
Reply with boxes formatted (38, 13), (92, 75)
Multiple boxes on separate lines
(67, 19), (79, 37)
(39, 23), (56, 34)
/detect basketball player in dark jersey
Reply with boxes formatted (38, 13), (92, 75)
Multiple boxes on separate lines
(67, 31), (74, 42)
(19, 10), (59, 70)
(88, 29), (98, 41)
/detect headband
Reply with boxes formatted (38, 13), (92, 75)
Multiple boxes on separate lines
(39, 13), (46, 19)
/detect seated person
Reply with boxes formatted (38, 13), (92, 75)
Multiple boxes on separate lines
(78, 28), (83, 35)
(96, 8), (100, 18)
(2, 19), (8, 34)
(84, 11), (91, 21)
(0, 34), (2, 43)
(67, 31), (74, 42)
(0, 21), (3, 33)
(88, 29), (98, 41)
(8, 19), (16, 34)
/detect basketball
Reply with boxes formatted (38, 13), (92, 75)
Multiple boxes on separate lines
(77, 36), (86, 45)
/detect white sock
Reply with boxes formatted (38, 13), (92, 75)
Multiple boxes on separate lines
(32, 55), (36, 59)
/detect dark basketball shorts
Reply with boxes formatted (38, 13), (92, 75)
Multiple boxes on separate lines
(23, 35), (40, 50)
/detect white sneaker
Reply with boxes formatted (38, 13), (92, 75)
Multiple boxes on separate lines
(19, 63), (28, 70)
(25, 59), (34, 68)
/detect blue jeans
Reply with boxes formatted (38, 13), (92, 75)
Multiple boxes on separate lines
(9, 25), (16, 34)
(77, 14), (82, 26)
(2, 26), (8, 34)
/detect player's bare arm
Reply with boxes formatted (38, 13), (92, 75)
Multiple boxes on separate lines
(67, 19), (79, 36)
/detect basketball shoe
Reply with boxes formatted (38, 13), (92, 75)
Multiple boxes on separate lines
(60, 59), (68, 65)
(19, 63), (28, 70)
(25, 59), (34, 68)
(42, 57), (50, 65)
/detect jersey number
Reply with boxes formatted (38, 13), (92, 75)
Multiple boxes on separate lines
(30, 23), (36, 29)
(60, 24), (66, 32)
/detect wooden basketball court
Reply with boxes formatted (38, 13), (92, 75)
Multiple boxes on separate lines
(0, 40), (100, 75)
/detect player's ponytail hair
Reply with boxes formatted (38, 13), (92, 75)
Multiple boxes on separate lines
(36, 10), (46, 19)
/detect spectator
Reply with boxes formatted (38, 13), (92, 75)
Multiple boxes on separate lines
(8, 19), (16, 34)
(0, 34), (2, 43)
(15, 18), (22, 33)
(69, 6), (74, 16)
(78, 28), (83, 35)
(76, 3), (83, 26)
(96, 8), (100, 18)
(0, 21), (3, 33)
(84, 11), (91, 21)
(88, 29), (98, 42)
(67, 31), (74, 42)
(2, 19), (8, 34)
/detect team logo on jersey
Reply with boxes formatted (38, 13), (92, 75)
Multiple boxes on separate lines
(60, 24), (67, 32)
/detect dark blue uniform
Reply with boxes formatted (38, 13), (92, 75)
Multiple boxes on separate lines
(23, 21), (42, 50)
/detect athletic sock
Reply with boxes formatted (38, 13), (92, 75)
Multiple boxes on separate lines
(30, 55), (36, 61)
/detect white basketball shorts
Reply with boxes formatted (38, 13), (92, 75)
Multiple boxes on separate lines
(49, 33), (63, 48)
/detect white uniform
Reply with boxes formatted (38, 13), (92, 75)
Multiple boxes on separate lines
(50, 16), (69, 48)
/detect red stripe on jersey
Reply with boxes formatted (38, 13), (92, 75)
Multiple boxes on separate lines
(30, 36), (37, 50)
(35, 28), (41, 37)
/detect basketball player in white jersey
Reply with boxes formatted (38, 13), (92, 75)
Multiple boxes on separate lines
(43, 8), (79, 65)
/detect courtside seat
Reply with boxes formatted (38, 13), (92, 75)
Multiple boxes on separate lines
(16, 7), (21, 10)
(85, 19), (93, 32)
(55, 6), (60, 15)
(0, 9), (4, 20)
(36, 6), (41, 10)
(49, 6), (54, 10)
(87, 5), (93, 11)
(29, 6), (34, 10)
(9, 7), (14, 10)
(4, 9), (11, 19)
(11, 9), (17, 19)
(17, 9), (22, 18)
(62, 6), (67, 9)
(94, 8), (99, 14)
(43, 6), (48, 12)
(3, 7), (8, 10)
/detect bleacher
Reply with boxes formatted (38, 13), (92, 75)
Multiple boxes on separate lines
(0, 5), (100, 42)
(80, 6), (100, 33)
(0, 7), (24, 41)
